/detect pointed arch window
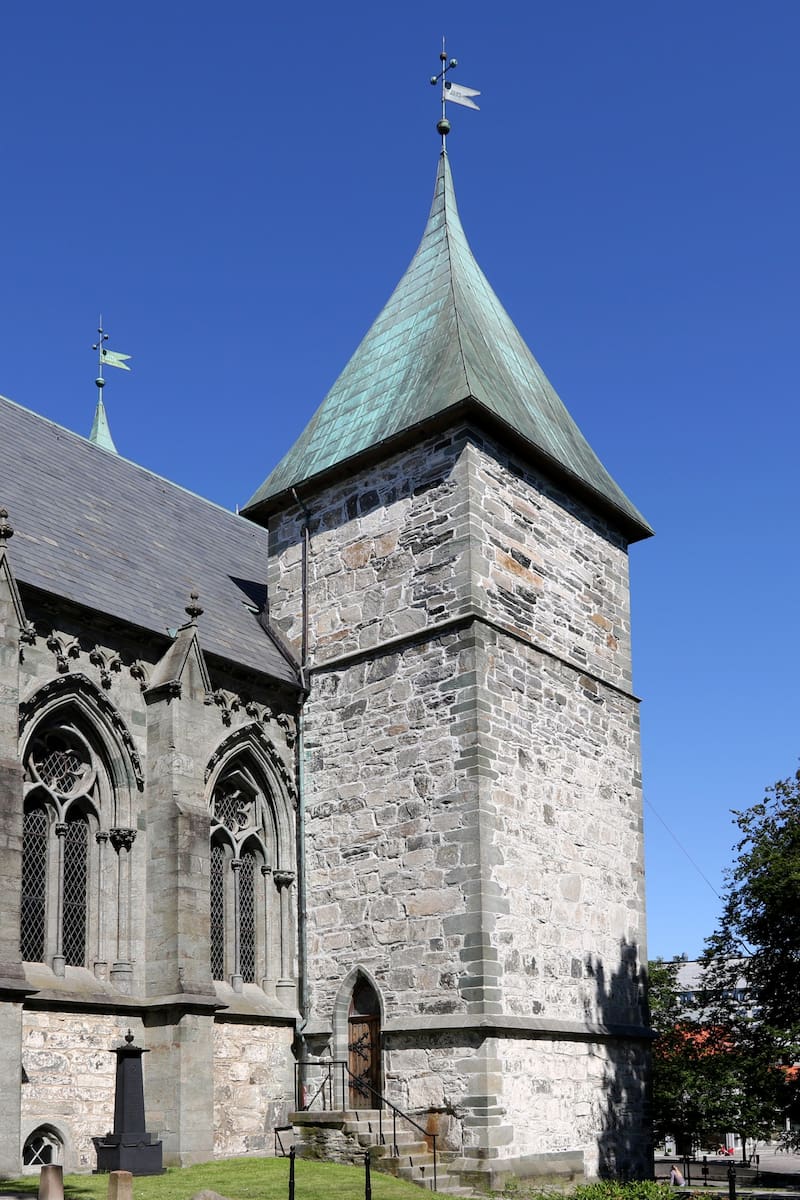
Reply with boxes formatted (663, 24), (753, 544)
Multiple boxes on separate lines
(209, 760), (280, 991)
(20, 720), (109, 972)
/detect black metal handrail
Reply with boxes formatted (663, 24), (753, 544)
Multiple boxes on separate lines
(274, 1124), (293, 1157)
(294, 1059), (437, 1191)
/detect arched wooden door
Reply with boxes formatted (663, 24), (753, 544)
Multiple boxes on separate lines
(347, 977), (381, 1108)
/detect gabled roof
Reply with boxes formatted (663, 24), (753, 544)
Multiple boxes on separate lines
(244, 151), (652, 542)
(0, 394), (300, 688)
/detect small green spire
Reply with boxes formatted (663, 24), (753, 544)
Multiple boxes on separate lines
(89, 316), (130, 453)
(89, 395), (118, 452)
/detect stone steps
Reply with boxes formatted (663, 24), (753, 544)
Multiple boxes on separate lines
(290, 1107), (466, 1193)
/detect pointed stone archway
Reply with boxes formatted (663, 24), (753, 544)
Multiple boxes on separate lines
(347, 976), (381, 1108)
(331, 969), (384, 1110)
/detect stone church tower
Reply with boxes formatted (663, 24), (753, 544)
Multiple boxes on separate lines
(243, 149), (653, 1184)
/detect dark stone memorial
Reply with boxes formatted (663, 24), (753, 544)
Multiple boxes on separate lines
(93, 1030), (163, 1175)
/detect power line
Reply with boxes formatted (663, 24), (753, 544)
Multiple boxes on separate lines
(644, 794), (723, 900)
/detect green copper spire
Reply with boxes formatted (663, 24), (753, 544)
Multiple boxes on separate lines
(89, 395), (118, 452)
(244, 153), (651, 540)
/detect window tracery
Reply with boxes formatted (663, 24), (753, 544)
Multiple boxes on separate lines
(209, 759), (283, 992)
(20, 711), (127, 977)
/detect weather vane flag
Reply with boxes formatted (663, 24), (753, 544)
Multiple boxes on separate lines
(430, 39), (480, 146)
(89, 316), (131, 452)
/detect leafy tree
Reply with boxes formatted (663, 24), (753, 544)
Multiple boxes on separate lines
(704, 770), (800, 1047)
(648, 959), (794, 1158)
(703, 769), (800, 1149)
(648, 959), (723, 1153)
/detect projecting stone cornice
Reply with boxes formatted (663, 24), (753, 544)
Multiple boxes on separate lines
(306, 608), (641, 704)
(381, 1013), (655, 1041)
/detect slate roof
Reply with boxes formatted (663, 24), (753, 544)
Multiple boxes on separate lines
(0, 394), (299, 687)
(244, 151), (652, 542)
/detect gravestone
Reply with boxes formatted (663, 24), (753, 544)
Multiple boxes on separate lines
(93, 1031), (163, 1175)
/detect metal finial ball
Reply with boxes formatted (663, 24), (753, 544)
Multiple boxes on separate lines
(125, 1029), (134, 1044)
(95, 376), (105, 388)
(186, 590), (204, 621)
(440, 51), (447, 61)
(449, 58), (457, 67)
(436, 118), (451, 137)
(430, 76), (438, 85)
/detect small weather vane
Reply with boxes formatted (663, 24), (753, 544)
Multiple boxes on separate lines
(430, 39), (480, 146)
(89, 316), (132, 452)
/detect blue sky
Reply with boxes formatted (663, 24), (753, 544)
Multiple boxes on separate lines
(2, 2), (799, 962)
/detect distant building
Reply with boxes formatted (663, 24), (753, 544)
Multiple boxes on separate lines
(0, 146), (653, 1187)
(673, 959), (750, 1018)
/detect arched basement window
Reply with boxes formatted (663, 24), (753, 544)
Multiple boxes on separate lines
(23, 1125), (63, 1168)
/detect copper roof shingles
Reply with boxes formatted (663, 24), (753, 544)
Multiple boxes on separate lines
(245, 152), (651, 541)
(0, 396), (299, 688)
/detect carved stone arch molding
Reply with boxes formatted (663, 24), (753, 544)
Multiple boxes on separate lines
(205, 721), (296, 869)
(332, 966), (385, 1107)
(19, 673), (144, 826)
(333, 964), (386, 1030)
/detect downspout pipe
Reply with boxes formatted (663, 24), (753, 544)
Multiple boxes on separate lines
(290, 487), (311, 1090)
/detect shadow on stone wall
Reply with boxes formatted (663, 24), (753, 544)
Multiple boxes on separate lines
(586, 938), (653, 1181)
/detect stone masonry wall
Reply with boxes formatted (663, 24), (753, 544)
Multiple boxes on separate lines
(303, 626), (476, 1021)
(498, 1036), (650, 1179)
(383, 1033), (649, 1180)
(213, 1020), (295, 1156)
(268, 423), (647, 1170)
(463, 439), (633, 691)
(269, 426), (645, 1027)
(21, 1010), (138, 1172)
(477, 624), (646, 1024)
(267, 429), (475, 661)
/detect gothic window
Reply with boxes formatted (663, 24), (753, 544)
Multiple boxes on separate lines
(22, 1126), (63, 1170)
(20, 720), (108, 971)
(209, 762), (273, 989)
(20, 805), (47, 963)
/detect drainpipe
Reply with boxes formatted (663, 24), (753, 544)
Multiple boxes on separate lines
(290, 487), (311, 1097)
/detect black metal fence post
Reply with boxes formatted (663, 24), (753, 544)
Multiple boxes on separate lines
(364, 1150), (372, 1200)
(288, 1145), (295, 1200)
(702, 1155), (709, 1186)
(728, 1162), (736, 1200)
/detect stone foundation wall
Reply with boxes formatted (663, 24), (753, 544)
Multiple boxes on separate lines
(498, 1036), (650, 1180)
(384, 1032), (649, 1180)
(21, 1010), (139, 1172)
(212, 1020), (295, 1157)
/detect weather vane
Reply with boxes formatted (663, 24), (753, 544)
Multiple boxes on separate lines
(430, 39), (480, 148)
(89, 316), (132, 452)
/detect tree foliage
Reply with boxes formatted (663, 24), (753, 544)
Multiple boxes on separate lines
(648, 956), (794, 1157)
(704, 770), (800, 1047)
(700, 770), (800, 1149)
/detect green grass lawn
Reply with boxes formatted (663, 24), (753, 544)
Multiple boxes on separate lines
(0, 1155), (452, 1200)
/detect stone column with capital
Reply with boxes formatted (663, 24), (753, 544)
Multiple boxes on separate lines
(273, 870), (296, 1008)
(94, 830), (109, 980)
(110, 827), (136, 991)
(52, 822), (68, 977)
(260, 864), (274, 995)
(230, 858), (243, 993)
